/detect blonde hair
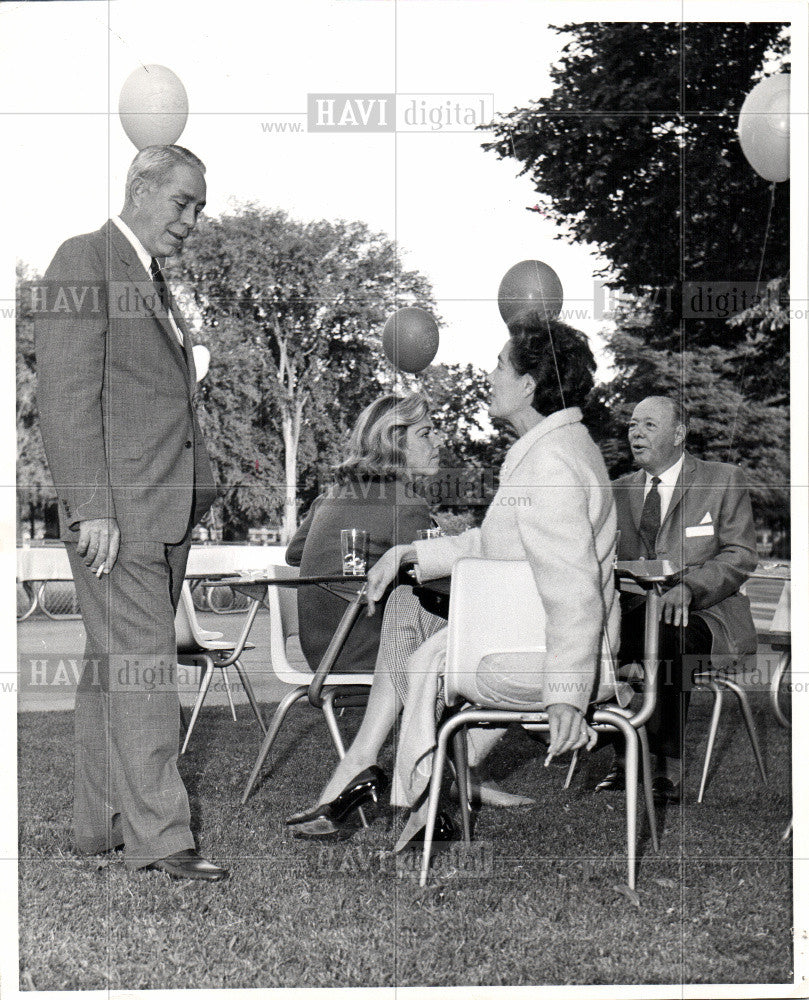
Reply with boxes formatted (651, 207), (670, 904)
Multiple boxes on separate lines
(336, 393), (431, 478)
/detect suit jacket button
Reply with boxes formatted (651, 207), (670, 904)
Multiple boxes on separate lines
(185, 440), (192, 449)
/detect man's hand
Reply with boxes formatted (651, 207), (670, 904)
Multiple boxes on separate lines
(659, 582), (692, 628)
(76, 517), (120, 575)
(545, 703), (597, 762)
(365, 544), (413, 616)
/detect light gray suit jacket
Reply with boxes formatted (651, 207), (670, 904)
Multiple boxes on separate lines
(613, 452), (758, 656)
(34, 220), (217, 543)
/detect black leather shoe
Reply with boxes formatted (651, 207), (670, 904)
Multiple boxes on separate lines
(405, 811), (458, 845)
(145, 849), (229, 882)
(595, 764), (625, 793)
(286, 765), (389, 834)
(652, 776), (681, 805)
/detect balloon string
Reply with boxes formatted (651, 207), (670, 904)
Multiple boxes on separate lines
(546, 320), (566, 409)
(754, 181), (777, 296)
(725, 180), (778, 460)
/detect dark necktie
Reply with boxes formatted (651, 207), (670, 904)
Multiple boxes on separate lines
(638, 476), (661, 557)
(149, 257), (171, 313)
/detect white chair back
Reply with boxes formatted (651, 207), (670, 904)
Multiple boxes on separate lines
(176, 583), (205, 654)
(175, 581), (226, 653)
(265, 566), (380, 689)
(444, 558), (546, 707)
(265, 567), (315, 685)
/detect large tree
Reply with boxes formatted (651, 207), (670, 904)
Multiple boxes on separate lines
(485, 22), (790, 535)
(485, 23), (788, 313)
(173, 206), (438, 540)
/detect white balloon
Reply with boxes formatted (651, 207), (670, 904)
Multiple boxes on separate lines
(192, 344), (210, 382)
(737, 74), (790, 183)
(119, 65), (189, 150)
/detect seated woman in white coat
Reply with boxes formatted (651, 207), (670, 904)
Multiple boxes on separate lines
(287, 320), (625, 845)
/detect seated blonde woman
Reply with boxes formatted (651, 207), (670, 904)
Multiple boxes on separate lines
(288, 320), (625, 845)
(286, 392), (444, 675)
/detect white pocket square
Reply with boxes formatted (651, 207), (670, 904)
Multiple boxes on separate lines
(699, 511), (713, 524)
(686, 524), (714, 537)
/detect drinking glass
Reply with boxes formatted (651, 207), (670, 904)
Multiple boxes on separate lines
(340, 529), (369, 576)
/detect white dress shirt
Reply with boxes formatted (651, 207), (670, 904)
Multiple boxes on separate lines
(644, 452), (684, 522)
(111, 216), (184, 345)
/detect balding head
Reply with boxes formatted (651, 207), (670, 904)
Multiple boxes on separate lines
(628, 396), (687, 475)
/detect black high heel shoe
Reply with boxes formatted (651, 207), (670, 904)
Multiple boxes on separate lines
(405, 811), (458, 846)
(286, 765), (389, 839)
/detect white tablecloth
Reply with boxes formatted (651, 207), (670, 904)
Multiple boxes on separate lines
(17, 544), (288, 582)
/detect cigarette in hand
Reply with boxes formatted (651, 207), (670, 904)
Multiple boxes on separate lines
(96, 564), (105, 578)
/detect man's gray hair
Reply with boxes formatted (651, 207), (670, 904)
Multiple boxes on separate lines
(125, 145), (206, 197)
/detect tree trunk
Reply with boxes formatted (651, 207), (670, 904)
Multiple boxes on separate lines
(280, 401), (303, 544)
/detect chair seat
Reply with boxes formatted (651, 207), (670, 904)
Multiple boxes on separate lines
(176, 580), (267, 754)
(178, 640), (256, 656)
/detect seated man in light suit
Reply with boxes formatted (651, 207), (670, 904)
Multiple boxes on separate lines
(597, 396), (758, 802)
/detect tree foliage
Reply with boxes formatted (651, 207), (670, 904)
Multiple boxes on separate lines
(172, 205), (499, 538)
(485, 22), (791, 535)
(485, 23), (789, 305)
(16, 263), (55, 534)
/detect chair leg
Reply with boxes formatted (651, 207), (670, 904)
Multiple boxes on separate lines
(179, 702), (190, 739)
(233, 658), (267, 735)
(594, 709), (638, 891)
(697, 680), (723, 804)
(621, 723), (639, 891)
(322, 688), (368, 829)
(716, 676), (767, 784)
(221, 666), (238, 722)
(181, 656), (215, 755)
(770, 651), (791, 729)
(241, 686), (308, 804)
(638, 725), (659, 853)
(450, 722), (472, 845)
(420, 716), (456, 888)
(321, 687), (347, 756)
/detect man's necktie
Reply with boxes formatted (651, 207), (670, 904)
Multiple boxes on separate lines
(149, 257), (171, 313)
(638, 476), (661, 557)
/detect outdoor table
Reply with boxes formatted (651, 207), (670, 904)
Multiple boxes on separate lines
(16, 545), (76, 621)
(199, 572), (370, 709)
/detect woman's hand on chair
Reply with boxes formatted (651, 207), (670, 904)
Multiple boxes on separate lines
(545, 703), (597, 762)
(365, 544), (414, 616)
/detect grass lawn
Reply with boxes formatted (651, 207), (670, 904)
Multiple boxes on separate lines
(18, 694), (792, 990)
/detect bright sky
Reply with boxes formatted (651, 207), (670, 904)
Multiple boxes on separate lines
(0, 0), (617, 377)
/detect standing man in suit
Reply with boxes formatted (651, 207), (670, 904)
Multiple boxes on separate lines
(34, 145), (227, 881)
(596, 396), (758, 802)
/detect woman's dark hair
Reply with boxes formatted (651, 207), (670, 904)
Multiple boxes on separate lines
(507, 316), (596, 413)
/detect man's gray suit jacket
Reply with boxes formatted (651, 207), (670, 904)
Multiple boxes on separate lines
(34, 219), (217, 542)
(613, 451), (758, 657)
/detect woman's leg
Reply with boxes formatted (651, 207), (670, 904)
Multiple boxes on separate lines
(316, 657), (403, 803)
(314, 586), (444, 805)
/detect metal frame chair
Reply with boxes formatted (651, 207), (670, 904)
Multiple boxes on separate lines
(691, 574), (790, 802)
(417, 558), (662, 890)
(692, 671), (767, 802)
(241, 573), (374, 804)
(176, 581), (266, 753)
